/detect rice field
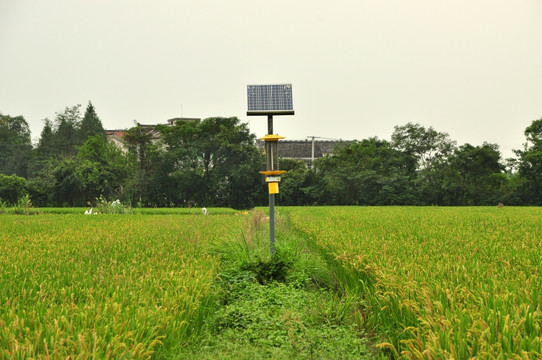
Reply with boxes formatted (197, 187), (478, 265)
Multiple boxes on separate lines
(284, 206), (542, 359)
(2, 207), (541, 359)
(0, 213), (245, 358)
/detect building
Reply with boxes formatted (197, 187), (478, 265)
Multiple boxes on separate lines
(105, 118), (200, 152)
(105, 130), (129, 152)
(106, 119), (350, 165)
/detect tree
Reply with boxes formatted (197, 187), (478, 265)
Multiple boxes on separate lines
(0, 114), (32, 177)
(122, 124), (162, 205)
(35, 119), (56, 158)
(75, 134), (129, 204)
(515, 118), (542, 204)
(315, 138), (416, 205)
(524, 118), (542, 144)
(51, 158), (82, 206)
(78, 102), (105, 145)
(391, 123), (459, 205)
(277, 159), (319, 206)
(391, 123), (456, 170)
(444, 143), (506, 205)
(159, 117), (263, 208)
(26, 156), (56, 207)
(52, 105), (82, 158)
(27, 119), (59, 206)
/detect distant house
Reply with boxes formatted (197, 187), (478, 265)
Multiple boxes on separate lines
(255, 139), (352, 167)
(105, 118), (200, 152)
(166, 117), (200, 126)
(106, 119), (349, 165)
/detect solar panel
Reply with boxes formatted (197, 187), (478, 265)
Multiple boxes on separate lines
(247, 84), (294, 115)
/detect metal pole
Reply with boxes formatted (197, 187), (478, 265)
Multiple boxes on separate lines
(311, 136), (315, 167)
(267, 115), (275, 255)
(269, 192), (275, 255)
(267, 115), (273, 134)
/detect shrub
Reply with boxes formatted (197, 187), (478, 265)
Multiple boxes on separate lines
(0, 173), (27, 205)
(12, 194), (36, 215)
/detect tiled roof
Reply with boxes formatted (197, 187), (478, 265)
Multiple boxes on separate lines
(105, 130), (126, 138)
(256, 140), (352, 160)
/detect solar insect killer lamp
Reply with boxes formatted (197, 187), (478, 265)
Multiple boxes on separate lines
(247, 84), (294, 255)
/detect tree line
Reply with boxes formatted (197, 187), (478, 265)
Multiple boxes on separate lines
(1, 102), (542, 208)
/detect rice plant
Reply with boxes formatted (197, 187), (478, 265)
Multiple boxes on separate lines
(284, 206), (542, 359)
(0, 213), (246, 358)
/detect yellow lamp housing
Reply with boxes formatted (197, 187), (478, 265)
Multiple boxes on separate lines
(259, 134), (285, 175)
(268, 182), (279, 194)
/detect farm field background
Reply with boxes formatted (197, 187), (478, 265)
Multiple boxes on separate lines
(1, 207), (541, 358)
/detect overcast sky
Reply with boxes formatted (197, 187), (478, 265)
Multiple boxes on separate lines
(2, 0), (542, 158)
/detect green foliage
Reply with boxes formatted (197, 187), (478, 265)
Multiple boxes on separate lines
(0, 113), (32, 177)
(77, 101), (105, 144)
(515, 118), (542, 204)
(35, 119), (56, 158)
(51, 158), (83, 206)
(122, 124), (163, 206)
(240, 250), (295, 285)
(391, 122), (456, 170)
(11, 194), (36, 215)
(28, 103), (113, 207)
(277, 159), (319, 206)
(159, 117), (264, 209)
(444, 143), (506, 205)
(524, 118), (542, 145)
(52, 105), (82, 158)
(8, 101), (542, 207)
(76, 134), (129, 203)
(185, 281), (370, 360)
(0, 173), (28, 205)
(35, 102), (104, 161)
(28, 134), (129, 207)
(315, 138), (416, 205)
(25, 157), (57, 206)
(0, 194), (38, 215)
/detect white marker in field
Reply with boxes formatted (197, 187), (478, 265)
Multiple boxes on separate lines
(202, 207), (207, 215)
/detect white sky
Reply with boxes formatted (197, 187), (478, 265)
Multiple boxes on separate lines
(1, 0), (542, 158)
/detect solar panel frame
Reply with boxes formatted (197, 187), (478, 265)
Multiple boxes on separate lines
(247, 84), (294, 116)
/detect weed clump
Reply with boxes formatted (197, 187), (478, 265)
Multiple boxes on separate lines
(95, 196), (132, 214)
(240, 250), (294, 285)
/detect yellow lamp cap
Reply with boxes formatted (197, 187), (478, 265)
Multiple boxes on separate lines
(259, 134), (285, 142)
